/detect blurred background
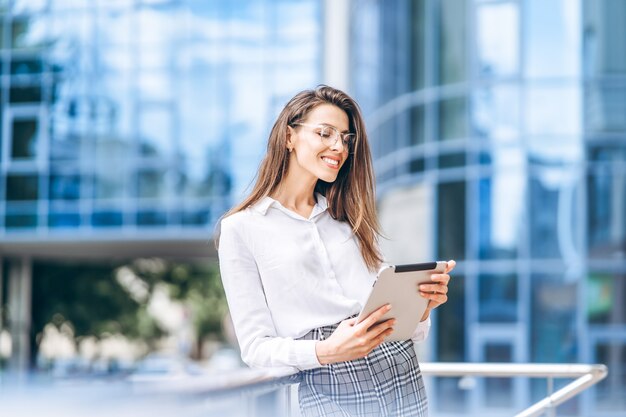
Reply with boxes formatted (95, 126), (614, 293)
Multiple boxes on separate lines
(0, 0), (624, 416)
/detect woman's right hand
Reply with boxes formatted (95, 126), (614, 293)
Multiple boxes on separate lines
(315, 304), (395, 365)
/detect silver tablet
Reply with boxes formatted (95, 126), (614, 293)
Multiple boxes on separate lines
(356, 261), (448, 342)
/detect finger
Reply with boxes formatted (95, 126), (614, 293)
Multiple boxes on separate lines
(419, 292), (448, 305)
(419, 283), (448, 294)
(369, 328), (394, 352)
(430, 274), (450, 285)
(445, 260), (456, 273)
(360, 304), (392, 329)
(367, 318), (396, 337)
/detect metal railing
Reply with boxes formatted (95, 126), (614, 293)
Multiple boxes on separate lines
(420, 363), (608, 417)
(3, 363), (605, 417)
(141, 362), (608, 417)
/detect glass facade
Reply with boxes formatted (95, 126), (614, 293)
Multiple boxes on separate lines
(0, 0), (321, 239)
(351, 0), (626, 415)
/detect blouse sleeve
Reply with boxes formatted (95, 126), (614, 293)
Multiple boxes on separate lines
(218, 216), (322, 371)
(411, 316), (431, 344)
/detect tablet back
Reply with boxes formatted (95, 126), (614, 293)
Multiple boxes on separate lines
(356, 261), (447, 342)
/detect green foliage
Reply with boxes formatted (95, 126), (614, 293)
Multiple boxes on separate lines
(31, 258), (228, 359)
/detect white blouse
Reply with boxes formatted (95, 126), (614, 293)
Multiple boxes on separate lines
(217, 193), (431, 371)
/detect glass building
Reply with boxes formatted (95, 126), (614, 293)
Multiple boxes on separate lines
(351, 0), (625, 415)
(0, 0), (321, 370)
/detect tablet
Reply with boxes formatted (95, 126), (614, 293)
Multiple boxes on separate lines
(356, 261), (448, 342)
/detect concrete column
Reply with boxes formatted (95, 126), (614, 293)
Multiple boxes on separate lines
(8, 257), (32, 373)
(323, 0), (350, 91)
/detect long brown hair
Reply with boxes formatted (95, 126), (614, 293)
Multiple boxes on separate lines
(222, 85), (382, 271)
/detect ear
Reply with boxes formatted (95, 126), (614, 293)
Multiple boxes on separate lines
(286, 125), (295, 150)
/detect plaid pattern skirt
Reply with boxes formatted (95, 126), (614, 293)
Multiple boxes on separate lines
(296, 321), (428, 417)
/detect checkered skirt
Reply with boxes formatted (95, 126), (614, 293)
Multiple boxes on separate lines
(296, 321), (428, 417)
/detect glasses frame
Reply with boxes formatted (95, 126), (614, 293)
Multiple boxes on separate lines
(290, 122), (356, 152)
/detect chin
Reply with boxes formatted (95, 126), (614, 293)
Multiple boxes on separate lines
(320, 175), (339, 183)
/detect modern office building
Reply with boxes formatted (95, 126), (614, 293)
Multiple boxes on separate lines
(0, 0), (322, 371)
(350, 0), (625, 415)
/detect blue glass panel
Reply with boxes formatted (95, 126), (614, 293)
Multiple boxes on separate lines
(181, 208), (210, 226)
(525, 0), (581, 78)
(137, 210), (167, 226)
(531, 274), (577, 363)
(11, 119), (38, 159)
(437, 181), (466, 260)
(49, 173), (81, 200)
(436, 274), (466, 362)
(472, 85), (520, 142)
(529, 171), (582, 261)
(484, 344), (513, 407)
(438, 97), (467, 141)
(5, 213), (37, 229)
(594, 342), (626, 413)
(6, 174), (39, 201)
(587, 167), (626, 259)
(476, 2), (519, 78)
(91, 210), (123, 227)
(478, 169), (524, 259)
(48, 212), (81, 228)
(438, 0), (467, 84)
(478, 274), (518, 322)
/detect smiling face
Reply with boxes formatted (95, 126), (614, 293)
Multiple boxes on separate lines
(286, 103), (351, 184)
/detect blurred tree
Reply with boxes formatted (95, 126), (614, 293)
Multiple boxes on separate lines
(31, 259), (227, 365)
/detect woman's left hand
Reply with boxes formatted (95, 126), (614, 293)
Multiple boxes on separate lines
(419, 260), (456, 322)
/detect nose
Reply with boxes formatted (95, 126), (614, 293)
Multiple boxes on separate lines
(329, 135), (346, 153)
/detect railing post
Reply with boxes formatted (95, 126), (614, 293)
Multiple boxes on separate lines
(547, 376), (555, 417)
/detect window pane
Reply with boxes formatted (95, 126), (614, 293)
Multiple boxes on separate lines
(136, 168), (168, 199)
(438, 97), (467, 141)
(525, 0), (581, 78)
(472, 85), (520, 142)
(5, 213), (37, 229)
(583, 0), (626, 76)
(437, 274), (466, 362)
(11, 118), (39, 159)
(410, 105), (425, 146)
(10, 56), (44, 75)
(594, 343), (626, 412)
(138, 106), (173, 157)
(529, 171), (582, 260)
(478, 168), (524, 259)
(585, 83), (626, 134)
(91, 210), (123, 227)
(484, 344), (513, 408)
(10, 16), (47, 51)
(479, 274), (518, 322)
(588, 273), (626, 325)
(48, 211), (81, 228)
(9, 84), (42, 103)
(476, 2), (519, 78)
(7, 174), (39, 201)
(49, 173), (81, 200)
(410, 0), (426, 89)
(181, 208), (211, 226)
(531, 274), (577, 363)
(438, 0), (467, 84)
(587, 167), (626, 259)
(438, 152), (466, 168)
(438, 181), (466, 260)
(137, 210), (167, 226)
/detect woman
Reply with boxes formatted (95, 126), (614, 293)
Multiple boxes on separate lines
(218, 85), (454, 417)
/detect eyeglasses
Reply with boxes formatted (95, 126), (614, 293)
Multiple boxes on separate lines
(291, 123), (356, 150)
